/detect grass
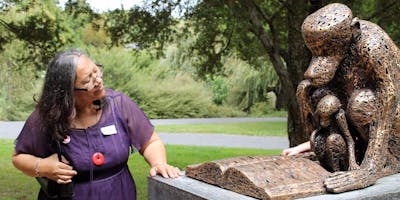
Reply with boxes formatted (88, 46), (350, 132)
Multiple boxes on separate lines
(0, 140), (40, 200)
(1, 139), (281, 200)
(155, 121), (288, 136)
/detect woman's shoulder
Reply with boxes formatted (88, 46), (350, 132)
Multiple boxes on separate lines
(25, 108), (40, 125)
(105, 88), (128, 98)
(105, 88), (136, 105)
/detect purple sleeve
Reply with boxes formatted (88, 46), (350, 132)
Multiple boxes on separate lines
(14, 110), (53, 157)
(114, 92), (154, 152)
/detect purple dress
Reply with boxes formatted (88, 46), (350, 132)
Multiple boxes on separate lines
(15, 89), (154, 200)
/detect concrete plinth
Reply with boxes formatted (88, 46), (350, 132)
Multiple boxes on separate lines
(148, 173), (400, 200)
(148, 172), (256, 200)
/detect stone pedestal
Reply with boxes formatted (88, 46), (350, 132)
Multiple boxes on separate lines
(148, 173), (400, 200)
(148, 172), (256, 200)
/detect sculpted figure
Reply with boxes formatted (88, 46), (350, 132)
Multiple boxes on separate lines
(297, 3), (400, 193)
(310, 94), (359, 172)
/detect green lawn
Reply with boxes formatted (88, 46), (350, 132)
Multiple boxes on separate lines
(1, 139), (281, 200)
(155, 121), (288, 136)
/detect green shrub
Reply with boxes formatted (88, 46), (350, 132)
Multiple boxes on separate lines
(0, 41), (42, 120)
(88, 47), (215, 119)
(223, 56), (279, 114)
(205, 74), (229, 105)
(133, 74), (214, 119)
(0, 42), (282, 120)
(206, 104), (246, 117)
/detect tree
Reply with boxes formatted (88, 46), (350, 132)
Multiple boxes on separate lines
(105, 2), (179, 51)
(105, 0), (312, 145)
(0, 0), (77, 70)
(0, 0), (81, 120)
(103, 0), (400, 146)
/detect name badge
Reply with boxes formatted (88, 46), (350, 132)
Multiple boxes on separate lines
(101, 125), (117, 135)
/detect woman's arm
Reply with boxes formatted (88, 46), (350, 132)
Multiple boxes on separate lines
(12, 151), (77, 184)
(281, 141), (311, 156)
(140, 132), (182, 178)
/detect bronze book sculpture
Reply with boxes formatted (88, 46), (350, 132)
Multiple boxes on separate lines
(186, 153), (330, 199)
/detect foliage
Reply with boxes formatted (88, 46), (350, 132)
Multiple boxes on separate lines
(223, 56), (278, 113)
(135, 74), (213, 119)
(82, 18), (111, 48)
(0, 41), (42, 120)
(64, 0), (95, 21)
(105, 1), (179, 52)
(1, 0), (398, 125)
(101, 0), (302, 143)
(348, 0), (400, 46)
(86, 47), (216, 119)
(0, 0), (79, 70)
(160, 25), (279, 114)
(205, 74), (229, 105)
(160, 40), (198, 75)
(102, 0), (400, 145)
(186, 0), (287, 78)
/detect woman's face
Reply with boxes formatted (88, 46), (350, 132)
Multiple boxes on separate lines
(74, 55), (106, 101)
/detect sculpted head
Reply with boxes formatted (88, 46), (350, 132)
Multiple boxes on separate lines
(316, 94), (341, 128)
(302, 3), (354, 87)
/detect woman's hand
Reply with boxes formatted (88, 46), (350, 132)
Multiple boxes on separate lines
(142, 132), (183, 179)
(281, 141), (311, 156)
(38, 154), (77, 184)
(149, 163), (183, 178)
(281, 147), (302, 156)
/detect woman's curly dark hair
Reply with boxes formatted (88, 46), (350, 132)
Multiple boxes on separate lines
(37, 49), (84, 141)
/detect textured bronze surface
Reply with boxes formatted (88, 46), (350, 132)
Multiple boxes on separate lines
(298, 2), (400, 194)
(185, 3), (400, 199)
(186, 154), (330, 200)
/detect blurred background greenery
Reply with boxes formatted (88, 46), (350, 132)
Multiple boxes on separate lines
(0, 0), (285, 121)
(1, 0), (398, 145)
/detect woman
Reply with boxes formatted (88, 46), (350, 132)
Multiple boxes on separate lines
(12, 49), (181, 200)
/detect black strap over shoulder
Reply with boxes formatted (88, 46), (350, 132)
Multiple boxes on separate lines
(36, 141), (74, 200)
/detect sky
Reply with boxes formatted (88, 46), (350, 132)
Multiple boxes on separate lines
(58, 0), (144, 12)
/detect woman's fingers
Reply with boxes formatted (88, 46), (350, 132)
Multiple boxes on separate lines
(150, 164), (182, 178)
(41, 154), (76, 182)
(56, 178), (72, 184)
(149, 167), (157, 177)
(60, 155), (70, 165)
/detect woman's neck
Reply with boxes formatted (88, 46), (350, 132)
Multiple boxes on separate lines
(73, 101), (102, 129)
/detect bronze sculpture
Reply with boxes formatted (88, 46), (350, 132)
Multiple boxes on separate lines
(298, 2), (400, 193)
(310, 94), (359, 172)
(186, 3), (400, 199)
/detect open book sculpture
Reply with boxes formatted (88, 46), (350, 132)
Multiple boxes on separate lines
(186, 153), (331, 199)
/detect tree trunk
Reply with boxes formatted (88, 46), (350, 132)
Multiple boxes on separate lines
(285, 0), (314, 146)
(243, 0), (325, 146)
(246, 78), (254, 113)
(274, 84), (286, 110)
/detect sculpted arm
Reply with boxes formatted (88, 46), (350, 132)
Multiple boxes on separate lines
(335, 109), (359, 170)
(296, 79), (315, 136)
